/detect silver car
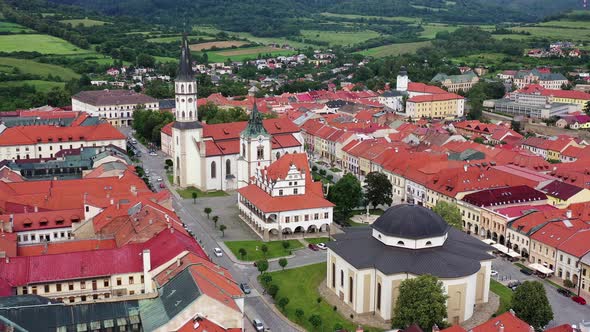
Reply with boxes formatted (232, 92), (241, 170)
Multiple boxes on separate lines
(252, 319), (264, 332)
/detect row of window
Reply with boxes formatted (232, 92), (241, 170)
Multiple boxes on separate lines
(17, 231), (72, 243)
(284, 212), (329, 223)
(22, 276), (143, 295)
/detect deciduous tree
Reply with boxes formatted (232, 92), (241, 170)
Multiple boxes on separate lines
(204, 207), (212, 219)
(256, 259), (269, 274)
(364, 172), (393, 209)
(392, 275), (448, 330)
(219, 224), (227, 237)
(278, 258), (288, 270)
(328, 173), (362, 222)
(433, 201), (462, 230)
(513, 281), (553, 329)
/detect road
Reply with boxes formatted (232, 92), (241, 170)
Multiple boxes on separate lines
(492, 257), (590, 327)
(122, 128), (308, 332)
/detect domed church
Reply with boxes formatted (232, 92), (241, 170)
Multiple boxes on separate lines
(325, 204), (494, 325)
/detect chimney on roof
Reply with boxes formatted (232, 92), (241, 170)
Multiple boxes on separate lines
(142, 249), (153, 294)
(176, 257), (182, 267)
(464, 164), (468, 172)
(498, 324), (504, 332)
(34, 205), (38, 213)
(566, 210), (572, 218)
(110, 198), (114, 205)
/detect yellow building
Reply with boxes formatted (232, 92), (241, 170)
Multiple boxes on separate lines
(540, 180), (590, 208)
(406, 93), (465, 119)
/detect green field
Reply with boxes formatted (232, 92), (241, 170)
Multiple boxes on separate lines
(154, 56), (178, 63)
(59, 18), (107, 27)
(512, 26), (590, 42)
(0, 80), (65, 92)
(300, 29), (380, 46)
(226, 31), (312, 49)
(358, 41), (432, 57)
(320, 12), (420, 23)
(419, 23), (461, 39)
(0, 57), (80, 80)
(0, 21), (34, 33)
(147, 35), (214, 43)
(177, 186), (228, 198)
(263, 263), (381, 332)
(197, 46), (296, 62)
(225, 240), (303, 261)
(0, 34), (88, 54)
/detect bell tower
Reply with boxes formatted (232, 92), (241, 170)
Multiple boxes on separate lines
(237, 103), (271, 188)
(172, 34), (202, 188)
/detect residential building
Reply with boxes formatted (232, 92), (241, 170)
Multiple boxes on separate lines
(540, 180), (590, 207)
(72, 90), (159, 127)
(431, 71), (479, 93)
(513, 69), (568, 89)
(237, 153), (333, 240)
(326, 204), (493, 325)
(441, 311), (535, 332)
(405, 93), (465, 119)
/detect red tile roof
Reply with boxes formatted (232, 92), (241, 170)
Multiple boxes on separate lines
(544, 324), (575, 332)
(11, 208), (84, 232)
(17, 239), (117, 256)
(531, 219), (587, 249)
(161, 122), (173, 136)
(470, 312), (531, 332)
(558, 229), (590, 257)
(517, 84), (590, 100)
(494, 204), (557, 218)
(540, 180), (584, 200)
(0, 123), (125, 146)
(408, 93), (463, 103)
(407, 82), (448, 94)
(462, 185), (547, 207)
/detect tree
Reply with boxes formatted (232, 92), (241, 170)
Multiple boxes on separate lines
(513, 281), (553, 329)
(260, 274), (272, 288)
(165, 159), (173, 168)
(364, 172), (393, 209)
(392, 275), (448, 330)
(238, 247), (247, 260)
(328, 173), (362, 222)
(219, 224), (227, 237)
(256, 259), (269, 274)
(278, 258), (288, 270)
(136, 53), (156, 68)
(282, 241), (290, 251)
(295, 308), (305, 322)
(204, 207), (212, 219)
(584, 101), (590, 115)
(277, 297), (290, 310)
(433, 201), (462, 230)
(261, 244), (268, 257)
(212, 215), (219, 228)
(192, 192), (197, 204)
(267, 284), (279, 298)
(308, 315), (322, 330)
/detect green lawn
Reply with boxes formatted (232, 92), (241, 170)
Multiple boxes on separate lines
(305, 237), (331, 245)
(0, 80), (65, 92)
(0, 34), (89, 54)
(329, 167), (342, 173)
(300, 29), (380, 46)
(358, 41), (432, 57)
(155, 56), (178, 63)
(490, 280), (512, 315)
(419, 23), (461, 39)
(0, 57), (80, 80)
(59, 18), (107, 27)
(512, 26), (590, 42)
(197, 46), (296, 63)
(263, 263), (381, 332)
(225, 240), (303, 261)
(177, 186), (228, 199)
(0, 21), (34, 33)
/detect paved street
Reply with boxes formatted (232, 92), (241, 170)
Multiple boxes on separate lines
(124, 130), (305, 332)
(492, 257), (590, 327)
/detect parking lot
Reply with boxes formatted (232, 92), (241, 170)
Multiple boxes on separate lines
(492, 257), (590, 327)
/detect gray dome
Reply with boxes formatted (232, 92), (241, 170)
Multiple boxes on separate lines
(372, 204), (449, 239)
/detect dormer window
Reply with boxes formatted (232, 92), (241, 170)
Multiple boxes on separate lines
(279, 190), (283, 196)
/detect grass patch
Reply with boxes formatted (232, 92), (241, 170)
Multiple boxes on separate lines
(0, 34), (89, 54)
(225, 240), (303, 261)
(490, 280), (512, 315)
(358, 41), (431, 57)
(177, 186), (228, 198)
(512, 26), (590, 42)
(419, 23), (461, 39)
(305, 237), (331, 245)
(329, 167), (342, 173)
(226, 31), (312, 49)
(0, 21), (34, 33)
(0, 80), (65, 92)
(189, 40), (248, 51)
(154, 56), (178, 63)
(300, 29), (380, 46)
(262, 263), (381, 332)
(0, 57), (80, 80)
(59, 18), (107, 27)
(197, 46), (296, 62)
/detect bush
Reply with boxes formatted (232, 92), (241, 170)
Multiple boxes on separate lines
(564, 279), (575, 288)
(319, 169), (327, 176)
(327, 174), (333, 181)
(313, 174), (321, 181)
(312, 165), (318, 172)
(268, 284), (279, 298)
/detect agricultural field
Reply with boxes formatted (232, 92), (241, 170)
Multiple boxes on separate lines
(189, 40), (249, 51)
(418, 23), (462, 39)
(154, 56), (178, 63)
(147, 35), (214, 43)
(197, 46), (296, 62)
(0, 21), (34, 33)
(320, 12), (421, 23)
(358, 41), (431, 57)
(300, 29), (380, 46)
(59, 18), (107, 27)
(0, 34), (88, 54)
(225, 31), (312, 49)
(512, 25), (590, 42)
(0, 80), (65, 92)
(0, 57), (81, 80)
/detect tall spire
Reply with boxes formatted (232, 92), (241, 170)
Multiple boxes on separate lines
(177, 34), (194, 82)
(242, 102), (269, 138)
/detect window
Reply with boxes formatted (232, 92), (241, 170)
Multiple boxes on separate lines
(226, 159), (231, 176)
(294, 188), (298, 194)
(305, 215), (309, 221)
(210, 161), (217, 178)
(397, 241), (405, 246)
(81, 296), (87, 302)
(340, 270), (344, 287)
(116, 278), (122, 286)
(294, 216), (299, 222)
(68, 297), (75, 303)
(68, 283), (74, 291)
(285, 216), (290, 223)
(242, 143), (246, 157)
(130, 290), (135, 295)
(279, 189), (283, 196)
(31, 286), (37, 295)
(349, 277), (353, 302)
(141, 275), (144, 284)
(129, 276), (134, 284)
(22, 287), (28, 295)
(44, 285), (50, 293)
(93, 294), (98, 300)
(332, 263), (336, 288)
(257, 146), (264, 160)
(324, 212), (329, 219)
(104, 279), (109, 287)
(80, 281), (86, 289)
(56, 284), (62, 292)
(377, 283), (382, 310)
(314, 213), (319, 220)
(104, 293), (110, 299)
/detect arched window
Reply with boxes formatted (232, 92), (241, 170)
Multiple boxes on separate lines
(189, 84), (192, 93)
(377, 283), (382, 310)
(397, 241), (405, 246)
(331, 263), (336, 288)
(425, 241), (432, 245)
(242, 143), (246, 157)
(257, 146), (264, 160)
(226, 159), (231, 176)
(211, 161), (217, 179)
(182, 111), (185, 118)
(176, 157), (180, 170)
(276, 152), (280, 160)
(181, 84), (184, 93)
(188, 111), (192, 118)
(340, 270), (344, 287)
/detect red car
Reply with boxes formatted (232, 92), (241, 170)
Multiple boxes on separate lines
(572, 296), (587, 305)
(308, 243), (319, 251)
(159, 183), (165, 189)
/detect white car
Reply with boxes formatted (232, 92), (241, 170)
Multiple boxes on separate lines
(316, 242), (327, 250)
(156, 177), (162, 182)
(149, 152), (157, 156)
(491, 270), (498, 277)
(213, 248), (223, 257)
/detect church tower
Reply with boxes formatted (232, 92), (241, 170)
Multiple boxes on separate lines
(172, 34), (202, 188)
(237, 103), (272, 188)
(396, 66), (408, 92)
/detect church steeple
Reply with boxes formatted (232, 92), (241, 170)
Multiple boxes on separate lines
(242, 102), (269, 138)
(177, 34), (194, 82)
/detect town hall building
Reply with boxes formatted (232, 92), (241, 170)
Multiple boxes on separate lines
(169, 36), (304, 191)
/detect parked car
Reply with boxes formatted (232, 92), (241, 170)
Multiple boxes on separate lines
(507, 280), (521, 291)
(490, 270), (498, 277)
(252, 319), (264, 332)
(159, 183), (165, 189)
(316, 243), (327, 250)
(572, 296), (587, 305)
(149, 151), (157, 156)
(240, 283), (251, 294)
(308, 243), (319, 251)
(213, 247), (223, 257)
(520, 268), (533, 275)
(156, 177), (162, 182)
(557, 288), (573, 297)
